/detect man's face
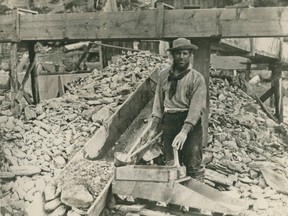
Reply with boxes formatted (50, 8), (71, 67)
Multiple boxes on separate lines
(172, 50), (191, 70)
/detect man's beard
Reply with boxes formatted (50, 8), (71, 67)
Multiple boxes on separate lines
(173, 61), (189, 71)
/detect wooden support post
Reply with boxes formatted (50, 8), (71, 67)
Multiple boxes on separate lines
(271, 62), (283, 123)
(73, 42), (93, 71)
(192, 39), (211, 147)
(244, 62), (251, 92)
(10, 42), (19, 116)
(28, 42), (40, 104)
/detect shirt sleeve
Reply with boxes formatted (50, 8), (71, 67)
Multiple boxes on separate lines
(152, 71), (164, 121)
(183, 74), (207, 132)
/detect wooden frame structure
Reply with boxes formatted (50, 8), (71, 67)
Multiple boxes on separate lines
(0, 5), (287, 131)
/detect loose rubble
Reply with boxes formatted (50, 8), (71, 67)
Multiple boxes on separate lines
(204, 77), (288, 216)
(0, 51), (170, 215)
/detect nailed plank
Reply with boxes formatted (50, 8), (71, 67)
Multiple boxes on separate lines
(84, 70), (156, 160)
(260, 86), (274, 103)
(87, 177), (113, 216)
(254, 38), (281, 59)
(19, 11), (157, 41)
(114, 165), (183, 182)
(7, 7), (288, 42)
(112, 180), (248, 214)
(0, 15), (15, 42)
(211, 55), (249, 70)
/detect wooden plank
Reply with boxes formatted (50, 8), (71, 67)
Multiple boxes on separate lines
(112, 180), (248, 214)
(57, 76), (64, 97)
(84, 70), (156, 160)
(87, 177), (113, 216)
(210, 55), (248, 70)
(0, 15), (15, 42)
(73, 42), (93, 70)
(219, 38), (251, 53)
(254, 38), (281, 59)
(156, 4), (165, 39)
(10, 7), (288, 42)
(239, 76), (279, 123)
(260, 86), (274, 103)
(114, 165), (183, 182)
(183, 178), (249, 212)
(271, 63), (283, 122)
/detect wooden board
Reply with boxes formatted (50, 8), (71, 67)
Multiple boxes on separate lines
(0, 7), (286, 42)
(254, 38), (281, 59)
(87, 177), (113, 216)
(0, 15), (15, 42)
(114, 165), (186, 182)
(84, 70), (156, 160)
(211, 55), (249, 70)
(112, 180), (249, 215)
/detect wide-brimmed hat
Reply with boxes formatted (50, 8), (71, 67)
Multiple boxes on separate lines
(167, 38), (198, 52)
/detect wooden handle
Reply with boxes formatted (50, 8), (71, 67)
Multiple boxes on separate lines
(129, 131), (163, 158)
(126, 125), (150, 157)
(173, 148), (180, 167)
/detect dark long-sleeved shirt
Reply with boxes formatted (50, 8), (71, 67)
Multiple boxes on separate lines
(152, 63), (207, 132)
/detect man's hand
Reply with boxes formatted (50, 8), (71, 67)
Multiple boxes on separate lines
(172, 129), (188, 150)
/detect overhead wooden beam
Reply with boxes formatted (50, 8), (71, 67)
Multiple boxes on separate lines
(0, 7), (288, 42)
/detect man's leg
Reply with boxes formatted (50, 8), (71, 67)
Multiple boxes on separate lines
(180, 120), (204, 182)
(162, 113), (182, 164)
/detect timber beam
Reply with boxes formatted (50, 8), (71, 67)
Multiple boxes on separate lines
(1, 7), (288, 42)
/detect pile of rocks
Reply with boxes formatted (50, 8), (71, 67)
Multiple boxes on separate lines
(204, 77), (288, 214)
(0, 51), (169, 215)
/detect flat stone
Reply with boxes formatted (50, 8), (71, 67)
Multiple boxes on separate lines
(44, 198), (62, 212)
(0, 171), (15, 179)
(33, 120), (51, 132)
(249, 169), (259, 179)
(91, 106), (112, 124)
(49, 205), (66, 216)
(44, 184), (57, 202)
(223, 140), (238, 150)
(253, 198), (268, 210)
(67, 210), (81, 216)
(250, 185), (263, 194)
(100, 97), (114, 104)
(61, 184), (93, 209)
(35, 104), (43, 115)
(9, 200), (26, 211)
(239, 176), (254, 184)
(9, 165), (41, 176)
(24, 106), (37, 121)
(23, 181), (35, 192)
(12, 148), (26, 159)
(25, 193), (46, 216)
(87, 100), (102, 106)
(53, 156), (66, 169)
(0, 115), (8, 124)
(35, 178), (46, 192)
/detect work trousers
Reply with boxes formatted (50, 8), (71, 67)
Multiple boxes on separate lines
(161, 111), (203, 177)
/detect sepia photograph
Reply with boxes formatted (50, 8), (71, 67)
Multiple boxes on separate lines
(0, 0), (288, 215)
